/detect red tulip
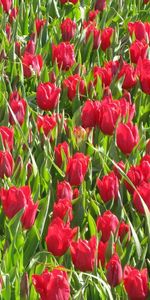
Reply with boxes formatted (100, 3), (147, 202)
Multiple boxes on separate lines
(53, 198), (73, 221)
(0, 126), (14, 151)
(98, 241), (108, 267)
(60, 18), (76, 41)
(124, 165), (144, 194)
(52, 42), (75, 71)
(97, 172), (119, 202)
(70, 236), (96, 272)
(36, 82), (61, 111)
(32, 268), (70, 300)
(97, 100), (120, 135)
(88, 10), (99, 21)
(0, 151), (13, 178)
(35, 18), (46, 35)
(22, 53), (43, 78)
(24, 40), (35, 55)
(95, 0), (106, 11)
(97, 211), (119, 242)
(45, 217), (77, 256)
(118, 62), (137, 89)
(63, 74), (85, 101)
(130, 40), (148, 64)
(128, 21), (147, 41)
(116, 122), (139, 155)
(56, 180), (73, 201)
(85, 22), (101, 50)
(133, 182), (150, 214)
(1, 0), (12, 13)
(118, 221), (131, 243)
(106, 254), (123, 287)
(137, 58), (150, 95)
(37, 114), (57, 137)
(66, 152), (89, 186)
(101, 27), (114, 51)
(0, 186), (38, 229)
(124, 266), (149, 300)
(9, 91), (27, 126)
(113, 161), (125, 180)
(60, 0), (78, 3)
(54, 141), (70, 167)
(9, 7), (18, 23)
(93, 66), (112, 87)
(81, 100), (101, 128)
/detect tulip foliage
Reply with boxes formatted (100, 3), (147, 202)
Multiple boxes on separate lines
(0, 0), (150, 299)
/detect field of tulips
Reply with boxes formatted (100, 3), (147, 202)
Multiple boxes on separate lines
(0, 0), (150, 299)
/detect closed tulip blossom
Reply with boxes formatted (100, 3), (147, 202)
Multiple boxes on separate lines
(53, 198), (73, 221)
(22, 53), (43, 78)
(56, 180), (73, 201)
(118, 62), (137, 89)
(137, 58), (150, 95)
(52, 42), (75, 70)
(128, 21), (147, 41)
(32, 268), (70, 300)
(95, 0), (106, 11)
(37, 114), (57, 137)
(63, 74), (85, 101)
(0, 186), (38, 229)
(118, 221), (131, 243)
(97, 172), (119, 202)
(106, 254), (123, 287)
(81, 100), (101, 128)
(54, 141), (70, 167)
(45, 217), (77, 256)
(36, 82), (61, 111)
(124, 266), (149, 300)
(70, 236), (96, 272)
(129, 40), (148, 64)
(35, 18), (46, 35)
(66, 152), (89, 186)
(97, 100), (120, 135)
(0, 126), (14, 151)
(116, 122), (139, 155)
(133, 182), (150, 214)
(9, 91), (27, 126)
(124, 165), (144, 194)
(0, 151), (13, 178)
(1, 0), (12, 13)
(101, 27), (114, 51)
(97, 211), (119, 242)
(60, 18), (76, 41)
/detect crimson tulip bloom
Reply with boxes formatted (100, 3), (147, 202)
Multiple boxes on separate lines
(133, 182), (150, 214)
(95, 0), (106, 11)
(98, 241), (108, 267)
(45, 217), (77, 256)
(101, 27), (114, 51)
(32, 268), (70, 300)
(113, 161), (125, 180)
(130, 40), (148, 64)
(24, 40), (35, 55)
(124, 165), (144, 194)
(9, 91), (27, 126)
(37, 115), (57, 137)
(85, 23), (101, 50)
(118, 62), (137, 89)
(97, 100), (120, 135)
(1, 0), (12, 13)
(63, 74), (85, 101)
(70, 236), (96, 272)
(81, 100), (101, 128)
(35, 18), (46, 35)
(97, 172), (119, 202)
(0, 126), (14, 151)
(0, 151), (13, 178)
(9, 7), (18, 23)
(56, 180), (73, 201)
(22, 53), (43, 78)
(54, 141), (70, 167)
(66, 152), (89, 186)
(97, 211), (119, 242)
(60, 18), (76, 41)
(124, 266), (149, 300)
(53, 198), (73, 221)
(128, 21), (147, 41)
(36, 82), (61, 111)
(106, 254), (123, 287)
(138, 58), (150, 95)
(93, 66), (112, 87)
(116, 122), (139, 155)
(52, 42), (75, 71)
(118, 221), (131, 243)
(0, 186), (38, 229)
